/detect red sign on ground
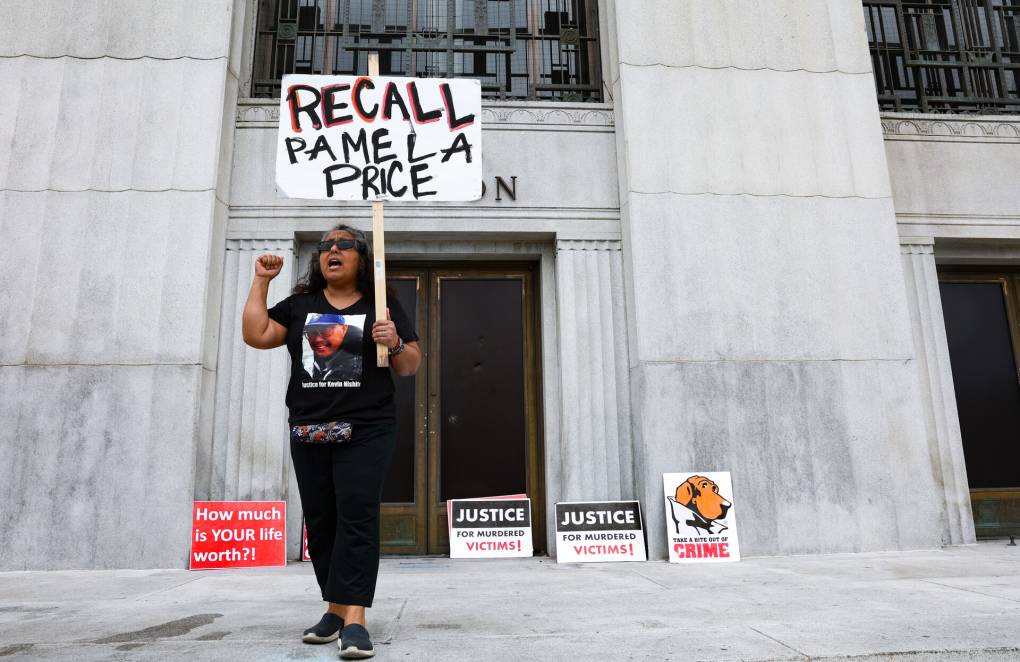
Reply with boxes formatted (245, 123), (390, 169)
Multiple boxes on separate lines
(190, 501), (287, 570)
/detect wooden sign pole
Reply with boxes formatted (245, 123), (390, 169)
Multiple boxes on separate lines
(368, 54), (389, 367)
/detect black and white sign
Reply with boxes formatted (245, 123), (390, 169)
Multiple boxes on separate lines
(448, 497), (532, 558)
(276, 74), (481, 201)
(555, 501), (647, 563)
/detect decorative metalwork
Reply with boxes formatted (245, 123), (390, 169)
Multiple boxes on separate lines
(251, 0), (602, 102)
(864, 0), (1020, 113)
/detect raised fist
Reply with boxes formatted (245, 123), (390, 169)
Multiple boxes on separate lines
(255, 254), (284, 280)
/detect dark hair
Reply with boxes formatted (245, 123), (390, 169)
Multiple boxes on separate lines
(292, 224), (394, 301)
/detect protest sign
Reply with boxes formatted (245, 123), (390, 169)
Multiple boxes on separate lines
(448, 495), (532, 558)
(662, 473), (740, 563)
(555, 501), (647, 563)
(276, 61), (483, 367)
(276, 73), (482, 201)
(301, 520), (311, 562)
(190, 501), (287, 570)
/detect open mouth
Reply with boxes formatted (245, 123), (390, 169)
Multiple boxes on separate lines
(327, 257), (342, 270)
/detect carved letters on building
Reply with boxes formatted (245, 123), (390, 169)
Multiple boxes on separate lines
(481, 176), (517, 201)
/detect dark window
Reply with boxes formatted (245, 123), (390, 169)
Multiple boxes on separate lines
(864, 0), (1020, 113)
(252, 0), (602, 102)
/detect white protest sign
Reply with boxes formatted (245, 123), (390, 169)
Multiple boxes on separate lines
(555, 501), (647, 563)
(276, 74), (482, 201)
(448, 497), (532, 558)
(663, 472), (741, 563)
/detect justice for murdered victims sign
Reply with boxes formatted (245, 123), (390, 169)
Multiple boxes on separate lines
(276, 74), (481, 201)
(555, 501), (647, 563)
(663, 472), (741, 563)
(448, 497), (533, 558)
(190, 501), (287, 570)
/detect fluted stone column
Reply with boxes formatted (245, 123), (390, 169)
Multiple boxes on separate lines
(553, 240), (633, 504)
(201, 238), (301, 552)
(900, 237), (975, 544)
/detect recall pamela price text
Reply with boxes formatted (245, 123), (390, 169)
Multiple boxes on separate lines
(275, 74), (482, 202)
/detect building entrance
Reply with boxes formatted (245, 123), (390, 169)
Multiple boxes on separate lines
(939, 270), (1020, 538)
(379, 263), (544, 555)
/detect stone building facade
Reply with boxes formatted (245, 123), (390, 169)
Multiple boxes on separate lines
(2, 1), (1018, 569)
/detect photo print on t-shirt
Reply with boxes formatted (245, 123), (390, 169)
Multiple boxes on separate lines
(300, 313), (365, 388)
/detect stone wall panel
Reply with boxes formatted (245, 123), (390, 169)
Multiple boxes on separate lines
(0, 0), (232, 59)
(633, 359), (943, 558)
(0, 364), (201, 569)
(613, 0), (872, 74)
(886, 139), (1020, 221)
(618, 65), (890, 198)
(0, 57), (226, 192)
(0, 190), (216, 366)
(625, 193), (914, 362)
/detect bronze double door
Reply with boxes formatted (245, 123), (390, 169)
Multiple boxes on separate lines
(939, 270), (1020, 537)
(380, 264), (545, 555)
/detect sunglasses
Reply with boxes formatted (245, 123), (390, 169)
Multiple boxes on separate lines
(318, 239), (360, 252)
(304, 326), (341, 339)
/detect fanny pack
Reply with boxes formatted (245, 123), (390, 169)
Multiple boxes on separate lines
(290, 420), (353, 444)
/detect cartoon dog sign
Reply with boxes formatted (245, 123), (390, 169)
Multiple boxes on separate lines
(662, 472), (740, 563)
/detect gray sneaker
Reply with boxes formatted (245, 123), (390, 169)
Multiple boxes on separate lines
(338, 623), (375, 659)
(302, 612), (343, 644)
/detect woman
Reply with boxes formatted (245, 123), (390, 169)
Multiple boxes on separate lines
(242, 224), (421, 659)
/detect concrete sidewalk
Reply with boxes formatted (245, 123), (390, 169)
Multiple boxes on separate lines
(0, 543), (1018, 661)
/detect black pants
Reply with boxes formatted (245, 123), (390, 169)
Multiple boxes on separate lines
(290, 421), (395, 607)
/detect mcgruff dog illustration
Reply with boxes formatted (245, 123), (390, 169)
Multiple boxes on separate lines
(666, 475), (732, 535)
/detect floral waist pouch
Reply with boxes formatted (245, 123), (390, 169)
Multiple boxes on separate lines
(290, 420), (353, 444)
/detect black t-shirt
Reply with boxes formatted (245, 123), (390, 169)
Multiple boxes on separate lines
(267, 290), (418, 426)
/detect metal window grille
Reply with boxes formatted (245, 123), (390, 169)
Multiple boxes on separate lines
(864, 0), (1020, 113)
(251, 0), (602, 102)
